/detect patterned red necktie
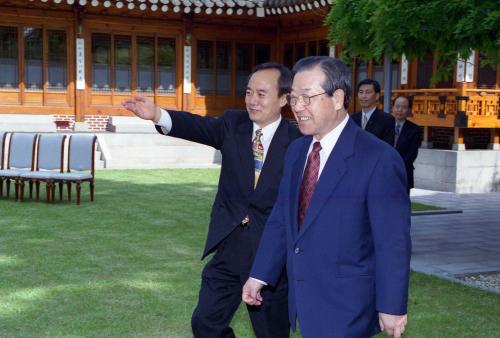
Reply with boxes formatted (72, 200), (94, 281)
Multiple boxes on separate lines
(298, 141), (322, 228)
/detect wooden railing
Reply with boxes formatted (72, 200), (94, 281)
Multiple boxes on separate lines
(388, 89), (458, 117)
(464, 89), (500, 117)
(383, 88), (500, 119)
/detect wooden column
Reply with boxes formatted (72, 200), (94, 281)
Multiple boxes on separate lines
(73, 5), (87, 129)
(489, 128), (500, 150)
(422, 126), (433, 149)
(452, 127), (465, 150)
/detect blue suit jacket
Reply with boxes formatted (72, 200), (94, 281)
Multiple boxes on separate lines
(156, 109), (302, 258)
(251, 118), (411, 337)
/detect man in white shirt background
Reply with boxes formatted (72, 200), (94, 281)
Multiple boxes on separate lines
(351, 78), (395, 145)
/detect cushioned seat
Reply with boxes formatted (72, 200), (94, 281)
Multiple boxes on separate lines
(20, 171), (56, 180)
(50, 173), (93, 180)
(0, 169), (30, 177)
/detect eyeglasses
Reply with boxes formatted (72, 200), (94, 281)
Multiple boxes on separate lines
(286, 92), (326, 106)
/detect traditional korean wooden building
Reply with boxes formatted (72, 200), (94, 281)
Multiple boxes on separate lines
(0, 0), (499, 150)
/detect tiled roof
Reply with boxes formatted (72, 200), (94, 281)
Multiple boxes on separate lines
(28, 0), (331, 16)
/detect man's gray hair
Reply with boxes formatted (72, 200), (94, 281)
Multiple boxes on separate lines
(292, 56), (352, 109)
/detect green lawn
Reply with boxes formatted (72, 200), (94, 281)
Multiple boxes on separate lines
(411, 202), (443, 212)
(0, 169), (498, 337)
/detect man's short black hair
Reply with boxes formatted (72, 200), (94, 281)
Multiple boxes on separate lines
(357, 79), (381, 94)
(292, 56), (352, 109)
(249, 62), (292, 97)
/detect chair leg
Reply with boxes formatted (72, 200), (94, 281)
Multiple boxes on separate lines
(18, 180), (24, 202)
(67, 182), (72, 201)
(6, 179), (10, 198)
(51, 183), (56, 203)
(90, 180), (94, 202)
(14, 179), (19, 200)
(76, 182), (81, 205)
(59, 182), (63, 201)
(29, 181), (33, 199)
(45, 182), (51, 203)
(36, 181), (40, 200)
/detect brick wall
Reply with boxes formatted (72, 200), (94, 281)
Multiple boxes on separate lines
(53, 115), (110, 131)
(85, 115), (109, 131)
(53, 115), (75, 131)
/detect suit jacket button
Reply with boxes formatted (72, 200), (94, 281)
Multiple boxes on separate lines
(294, 247), (300, 254)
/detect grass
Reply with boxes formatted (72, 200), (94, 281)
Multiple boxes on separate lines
(0, 169), (498, 338)
(411, 202), (444, 212)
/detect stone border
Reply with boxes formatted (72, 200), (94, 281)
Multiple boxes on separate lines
(411, 209), (462, 216)
(411, 270), (500, 294)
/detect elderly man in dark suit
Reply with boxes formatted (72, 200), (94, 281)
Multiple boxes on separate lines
(123, 62), (301, 338)
(351, 79), (395, 145)
(243, 57), (411, 338)
(392, 95), (422, 193)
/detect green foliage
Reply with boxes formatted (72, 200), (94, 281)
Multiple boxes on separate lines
(327, 0), (500, 67)
(158, 44), (175, 67)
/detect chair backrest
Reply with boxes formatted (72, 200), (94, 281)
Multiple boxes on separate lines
(68, 134), (97, 173)
(37, 134), (66, 171)
(0, 132), (7, 170)
(8, 133), (37, 170)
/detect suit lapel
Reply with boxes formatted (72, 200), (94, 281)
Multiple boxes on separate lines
(236, 119), (255, 194)
(295, 119), (357, 241)
(290, 136), (312, 239)
(366, 109), (380, 131)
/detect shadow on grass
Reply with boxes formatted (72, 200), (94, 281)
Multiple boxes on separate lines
(0, 169), (250, 337)
(2, 169), (499, 337)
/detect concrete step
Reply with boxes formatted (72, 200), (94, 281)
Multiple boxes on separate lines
(98, 133), (194, 147)
(94, 132), (221, 169)
(94, 149), (105, 169)
(107, 116), (157, 133)
(0, 114), (56, 132)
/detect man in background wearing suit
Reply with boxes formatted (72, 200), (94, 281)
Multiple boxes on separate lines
(243, 56), (411, 338)
(392, 95), (422, 193)
(351, 79), (395, 145)
(123, 63), (301, 338)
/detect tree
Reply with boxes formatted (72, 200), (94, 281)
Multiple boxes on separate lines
(326, 0), (500, 109)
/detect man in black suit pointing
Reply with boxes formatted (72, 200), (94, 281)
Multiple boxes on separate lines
(123, 62), (301, 338)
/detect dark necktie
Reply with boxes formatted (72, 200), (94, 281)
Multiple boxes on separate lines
(298, 141), (322, 228)
(394, 123), (401, 147)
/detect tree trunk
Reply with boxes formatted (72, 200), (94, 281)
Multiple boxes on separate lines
(383, 48), (393, 113)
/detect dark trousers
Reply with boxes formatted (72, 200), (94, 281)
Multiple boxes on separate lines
(191, 225), (289, 338)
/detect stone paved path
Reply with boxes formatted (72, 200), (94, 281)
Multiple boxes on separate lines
(410, 189), (500, 292)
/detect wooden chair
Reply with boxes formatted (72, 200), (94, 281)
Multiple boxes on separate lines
(0, 132), (8, 196)
(19, 134), (66, 202)
(0, 133), (37, 200)
(50, 134), (97, 205)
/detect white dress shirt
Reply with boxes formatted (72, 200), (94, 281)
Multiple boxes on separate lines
(361, 106), (377, 125)
(252, 114), (349, 286)
(252, 116), (282, 163)
(304, 114), (349, 179)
